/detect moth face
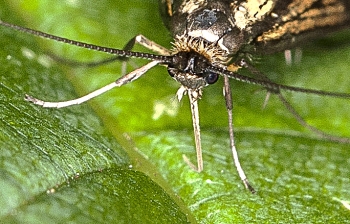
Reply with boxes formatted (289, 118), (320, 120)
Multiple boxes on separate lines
(167, 51), (219, 90)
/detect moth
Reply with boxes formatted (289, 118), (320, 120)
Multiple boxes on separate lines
(1, 0), (350, 193)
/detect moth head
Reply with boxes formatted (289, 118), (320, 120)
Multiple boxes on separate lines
(167, 51), (219, 90)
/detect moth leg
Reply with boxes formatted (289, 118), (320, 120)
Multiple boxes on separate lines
(25, 61), (160, 108)
(46, 52), (125, 67)
(182, 89), (204, 172)
(239, 59), (350, 144)
(223, 76), (256, 193)
(284, 48), (302, 66)
(294, 48), (302, 64)
(164, 0), (173, 16)
(277, 94), (350, 143)
(118, 34), (171, 74)
(123, 34), (171, 56)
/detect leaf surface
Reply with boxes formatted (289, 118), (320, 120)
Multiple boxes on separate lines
(1, 0), (350, 223)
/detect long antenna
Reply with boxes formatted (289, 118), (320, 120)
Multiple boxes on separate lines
(208, 66), (350, 99)
(2, 18), (350, 194)
(2, 19), (350, 100)
(0, 20), (172, 63)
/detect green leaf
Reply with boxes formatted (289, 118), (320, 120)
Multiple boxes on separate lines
(0, 1), (189, 223)
(1, 0), (350, 223)
(3, 168), (187, 223)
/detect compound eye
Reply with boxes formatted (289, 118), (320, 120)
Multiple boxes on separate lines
(204, 71), (219, 84)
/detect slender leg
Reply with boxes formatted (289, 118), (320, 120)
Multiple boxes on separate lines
(239, 59), (350, 144)
(277, 94), (350, 143)
(165, 0), (173, 16)
(182, 89), (203, 172)
(223, 76), (256, 193)
(124, 34), (171, 56)
(284, 49), (292, 66)
(25, 61), (160, 108)
(284, 48), (303, 66)
(121, 34), (171, 74)
(46, 52), (125, 67)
